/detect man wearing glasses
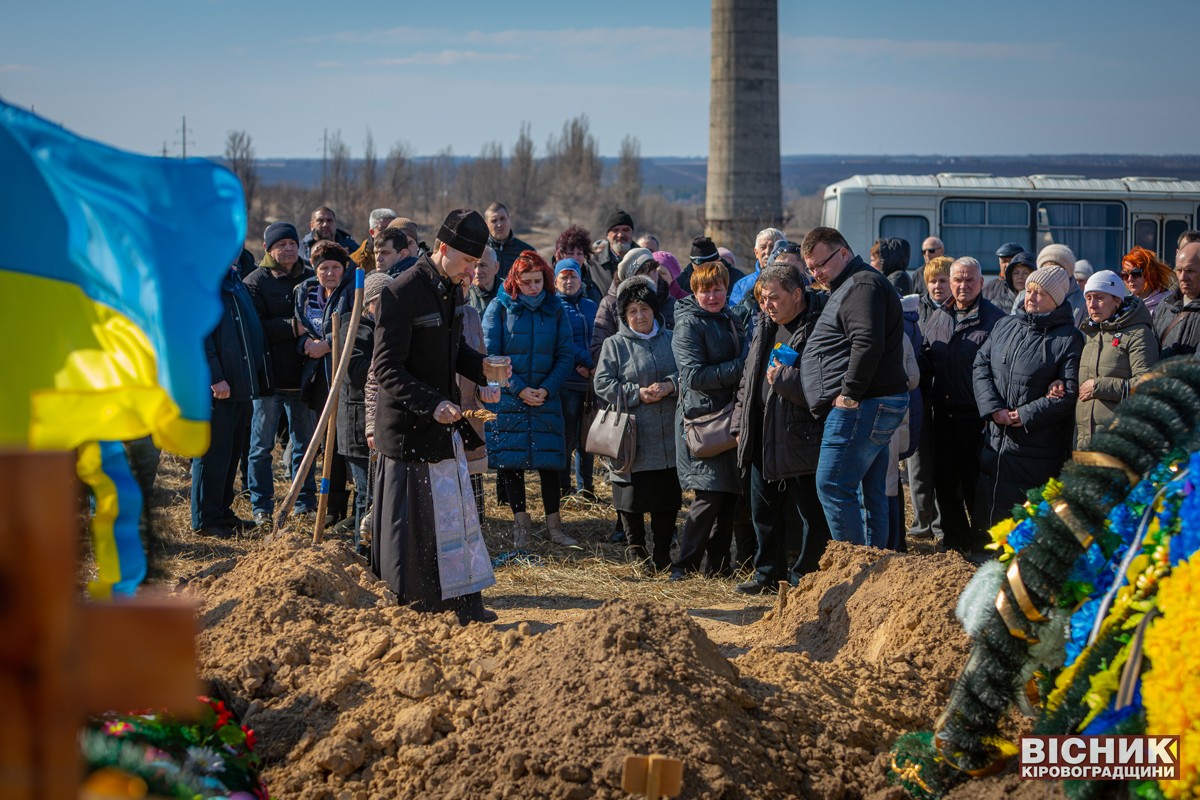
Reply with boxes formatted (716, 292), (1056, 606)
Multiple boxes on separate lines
(1153, 240), (1200, 358)
(800, 227), (911, 548)
(921, 236), (945, 263)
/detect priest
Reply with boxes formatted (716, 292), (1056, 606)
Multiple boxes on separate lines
(371, 208), (502, 624)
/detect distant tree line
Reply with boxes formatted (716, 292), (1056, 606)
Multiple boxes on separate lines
(225, 114), (822, 259)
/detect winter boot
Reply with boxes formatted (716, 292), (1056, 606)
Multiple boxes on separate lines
(545, 512), (579, 546)
(513, 511), (533, 550)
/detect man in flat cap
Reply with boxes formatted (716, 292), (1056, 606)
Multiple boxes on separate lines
(371, 208), (503, 624)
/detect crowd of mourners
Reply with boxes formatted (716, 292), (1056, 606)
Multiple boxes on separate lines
(186, 199), (1200, 598)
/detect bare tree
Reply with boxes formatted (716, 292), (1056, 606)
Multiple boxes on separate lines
(545, 115), (602, 225)
(508, 121), (540, 229)
(385, 140), (415, 213)
(327, 130), (354, 215)
(457, 141), (504, 210)
(360, 130), (378, 200)
(614, 134), (643, 215)
(224, 130), (259, 227)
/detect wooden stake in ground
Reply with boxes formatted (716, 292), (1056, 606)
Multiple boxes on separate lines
(313, 311), (341, 544)
(276, 268), (365, 530)
(0, 451), (198, 800)
(622, 754), (683, 800)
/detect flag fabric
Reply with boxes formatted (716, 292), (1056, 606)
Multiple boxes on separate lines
(0, 98), (245, 456)
(77, 441), (147, 599)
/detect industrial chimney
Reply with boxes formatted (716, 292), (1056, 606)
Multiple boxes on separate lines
(705, 0), (782, 261)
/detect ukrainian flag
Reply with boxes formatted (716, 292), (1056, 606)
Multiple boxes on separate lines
(0, 99), (245, 456)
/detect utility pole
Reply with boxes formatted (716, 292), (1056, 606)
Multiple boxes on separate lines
(175, 116), (192, 159)
(161, 141), (169, 158)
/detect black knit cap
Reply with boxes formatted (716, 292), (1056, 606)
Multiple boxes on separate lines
(437, 208), (489, 259)
(690, 236), (720, 264)
(263, 221), (299, 251)
(605, 208), (634, 232)
(617, 275), (660, 321)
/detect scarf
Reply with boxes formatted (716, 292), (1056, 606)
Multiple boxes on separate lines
(632, 321), (660, 340)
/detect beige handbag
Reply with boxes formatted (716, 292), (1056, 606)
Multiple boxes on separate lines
(684, 401), (737, 458)
(585, 392), (637, 474)
(683, 317), (740, 458)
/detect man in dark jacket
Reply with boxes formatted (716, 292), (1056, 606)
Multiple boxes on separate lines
(485, 202), (536, 280)
(800, 227), (910, 548)
(372, 208), (501, 625)
(982, 242), (1024, 310)
(1153, 241), (1200, 357)
(467, 246), (501, 315)
(923, 257), (1005, 553)
(243, 222), (318, 524)
(589, 209), (636, 296)
(732, 264), (831, 593)
(190, 264), (272, 537)
(300, 206), (359, 263)
(339, 271), (390, 555)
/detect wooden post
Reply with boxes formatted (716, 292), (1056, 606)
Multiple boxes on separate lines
(277, 269), (365, 529)
(622, 754), (683, 800)
(313, 312), (341, 544)
(0, 451), (198, 799)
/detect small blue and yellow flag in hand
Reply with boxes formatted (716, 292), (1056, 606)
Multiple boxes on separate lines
(0, 98), (245, 455)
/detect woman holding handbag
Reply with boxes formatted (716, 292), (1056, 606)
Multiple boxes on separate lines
(593, 276), (681, 567)
(482, 251), (577, 549)
(670, 245), (746, 580)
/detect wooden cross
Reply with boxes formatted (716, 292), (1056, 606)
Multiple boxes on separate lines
(622, 754), (683, 800)
(0, 451), (199, 799)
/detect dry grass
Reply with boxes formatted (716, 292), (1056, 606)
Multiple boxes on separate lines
(142, 451), (772, 615)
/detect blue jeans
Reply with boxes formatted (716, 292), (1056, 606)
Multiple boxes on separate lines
(559, 387), (594, 494)
(346, 455), (371, 548)
(815, 394), (909, 547)
(249, 391), (317, 515)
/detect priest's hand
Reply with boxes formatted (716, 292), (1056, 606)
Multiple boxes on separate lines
(478, 385), (500, 404)
(433, 401), (463, 424)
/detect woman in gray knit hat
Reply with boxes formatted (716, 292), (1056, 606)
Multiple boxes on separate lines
(972, 264), (1084, 533)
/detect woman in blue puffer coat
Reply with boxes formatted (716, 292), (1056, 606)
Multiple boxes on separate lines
(482, 251), (576, 549)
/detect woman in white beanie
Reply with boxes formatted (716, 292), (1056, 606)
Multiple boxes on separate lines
(972, 264), (1084, 527)
(1074, 270), (1159, 448)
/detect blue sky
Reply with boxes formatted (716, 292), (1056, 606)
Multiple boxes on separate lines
(2, 0), (1195, 159)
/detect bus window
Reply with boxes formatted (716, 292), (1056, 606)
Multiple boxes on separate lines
(940, 199), (1030, 272)
(879, 215), (929, 268)
(1038, 201), (1125, 269)
(1134, 219), (1158, 252)
(1165, 219), (1189, 264)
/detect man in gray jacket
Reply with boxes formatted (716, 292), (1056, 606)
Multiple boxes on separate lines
(800, 227), (910, 548)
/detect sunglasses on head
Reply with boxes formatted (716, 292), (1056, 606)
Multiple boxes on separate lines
(1122, 269), (1144, 280)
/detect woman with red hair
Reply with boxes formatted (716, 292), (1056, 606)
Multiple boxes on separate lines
(1120, 246), (1174, 315)
(482, 251), (576, 549)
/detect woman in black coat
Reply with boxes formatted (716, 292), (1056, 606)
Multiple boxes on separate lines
(670, 256), (746, 579)
(973, 265), (1083, 528)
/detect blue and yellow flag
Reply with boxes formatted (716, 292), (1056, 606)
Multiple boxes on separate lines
(0, 99), (245, 456)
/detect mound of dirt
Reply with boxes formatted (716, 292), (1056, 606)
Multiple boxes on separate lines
(746, 541), (976, 680)
(184, 534), (981, 799)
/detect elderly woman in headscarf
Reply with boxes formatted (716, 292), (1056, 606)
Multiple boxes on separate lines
(589, 246), (676, 366)
(973, 264), (1083, 528)
(593, 276), (681, 568)
(1074, 270), (1159, 449)
(1119, 246), (1175, 316)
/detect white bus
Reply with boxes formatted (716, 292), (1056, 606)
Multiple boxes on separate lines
(820, 173), (1200, 274)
